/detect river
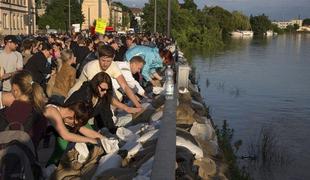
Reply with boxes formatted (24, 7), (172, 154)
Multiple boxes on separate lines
(192, 34), (310, 180)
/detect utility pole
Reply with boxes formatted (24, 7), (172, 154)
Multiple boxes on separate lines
(154, 0), (157, 33)
(28, 0), (32, 35)
(68, 0), (71, 32)
(88, 7), (90, 28)
(167, 0), (171, 38)
(98, 0), (102, 18)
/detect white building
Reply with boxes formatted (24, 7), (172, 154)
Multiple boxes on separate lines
(0, 0), (36, 35)
(110, 3), (122, 31)
(272, 19), (303, 29)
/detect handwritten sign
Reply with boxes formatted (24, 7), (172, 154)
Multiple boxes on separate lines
(95, 18), (107, 34)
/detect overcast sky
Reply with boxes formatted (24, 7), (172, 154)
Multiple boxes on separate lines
(118, 0), (310, 20)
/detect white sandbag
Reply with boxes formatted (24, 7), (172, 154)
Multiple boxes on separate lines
(142, 102), (151, 109)
(176, 136), (203, 159)
(126, 123), (147, 135)
(120, 141), (143, 158)
(178, 87), (189, 94)
(137, 156), (154, 176)
(137, 129), (159, 143)
(115, 113), (133, 127)
(153, 87), (164, 95)
(75, 143), (89, 163)
(139, 124), (156, 135)
(100, 137), (119, 154)
(91, 153), (122, 180)
(116, 127), (139, 142)
(151, 111), (163, 121)
(127, 143), (143, 158)
(190, 122), (216, 141)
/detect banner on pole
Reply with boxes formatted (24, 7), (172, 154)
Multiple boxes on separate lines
(95, 18), (107, 34)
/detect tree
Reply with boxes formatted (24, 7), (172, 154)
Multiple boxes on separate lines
(286, 24), (299, 32)
(207, 6), (235, 37)
(232, 11), (251, 30)
(180, 0), (197, 12)
(250, 14), (272, 35)
(302, 18), (310, 26)
(38, 0), (84, 31)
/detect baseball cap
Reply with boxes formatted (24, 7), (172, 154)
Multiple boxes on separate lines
(4, 35), (19, 44)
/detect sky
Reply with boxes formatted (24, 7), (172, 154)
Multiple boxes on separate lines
(118, 0), (310, 20)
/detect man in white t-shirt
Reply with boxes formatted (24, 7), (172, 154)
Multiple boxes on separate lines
(68, 45), (142, 108)
(112, 56), (146, 101)
(0, 35), (23, 91)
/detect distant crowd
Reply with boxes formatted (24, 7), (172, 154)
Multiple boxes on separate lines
(0, 32), (175, 168)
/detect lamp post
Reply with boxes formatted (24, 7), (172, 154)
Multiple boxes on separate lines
(154, 0), (157, 33)
(167, 0), (171, 38)
(98, 0), (102, 18)
(31, 7), (35, 34)
(28, 0), (32, 35)
(68, 0), (71, 32)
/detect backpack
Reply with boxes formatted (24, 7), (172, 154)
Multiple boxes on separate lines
(0, 122), (43, 180)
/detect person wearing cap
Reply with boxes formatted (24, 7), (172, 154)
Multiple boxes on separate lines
(0, 35), (23, 91)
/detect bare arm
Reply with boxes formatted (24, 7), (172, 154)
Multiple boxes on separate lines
(79, 126), (104, 139)
(116, 75), (141, 108)
(1, 92), (15, 107)
(111, 97), (142, 114)
(43, 107), (97, 144)
(152, 72), (162, 81)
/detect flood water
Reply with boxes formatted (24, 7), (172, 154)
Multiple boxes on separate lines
(192, 34), (310, 180)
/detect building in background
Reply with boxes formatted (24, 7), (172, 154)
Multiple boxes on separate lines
(272, 19), (303, 29)
(81, 0), (109, 30)
(37, 0), (48, 17)
(110, 2), (122, 31)
(0, 0), (36, 35)
(130, 7), (143, 32)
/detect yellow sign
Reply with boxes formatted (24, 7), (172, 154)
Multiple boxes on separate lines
(95, 18), (107, 34)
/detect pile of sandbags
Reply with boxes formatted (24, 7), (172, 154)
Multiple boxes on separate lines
(176, 85), (228, 180)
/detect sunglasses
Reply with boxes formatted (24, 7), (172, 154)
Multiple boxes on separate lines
(98, 85), (108, 93)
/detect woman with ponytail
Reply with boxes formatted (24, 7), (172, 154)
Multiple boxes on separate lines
(0, 70), (47, 148)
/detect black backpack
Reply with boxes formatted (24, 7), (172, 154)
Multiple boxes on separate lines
(0, 110), (43, 180)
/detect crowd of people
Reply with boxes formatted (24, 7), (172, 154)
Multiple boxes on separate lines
(0, 32), (174, 168)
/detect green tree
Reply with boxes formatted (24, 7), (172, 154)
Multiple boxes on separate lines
(286, 24), (299, 32)
(250, 14), (272, 35)
(38, 0), (84, 31)
(180, 0), (197, 12)
(271, 23), (284, 34)
(207, 6), (235, 37)
(232, 11), (251, 30)
(302, 18), (310, 26)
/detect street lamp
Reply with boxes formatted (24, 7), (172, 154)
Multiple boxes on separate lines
(154, 0), (157, 33)
(68, 0), (71, 33)
(167, 0), (171, 38)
